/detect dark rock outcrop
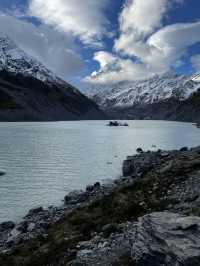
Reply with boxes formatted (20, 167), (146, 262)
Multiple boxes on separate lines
(0, 222), (15, 232)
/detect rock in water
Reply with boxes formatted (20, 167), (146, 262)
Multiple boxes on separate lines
(64, 190), (88, 204)
(131, 212), (200, 266)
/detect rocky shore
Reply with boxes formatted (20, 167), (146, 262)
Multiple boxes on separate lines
(1, 146), (200, 265)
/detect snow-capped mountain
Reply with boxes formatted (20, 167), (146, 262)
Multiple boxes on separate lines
(90, 72), (200, 109)
(0, 36), (105, 121)
(0, 36), (63, 84)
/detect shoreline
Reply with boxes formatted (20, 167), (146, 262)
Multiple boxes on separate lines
(1, 146), (200, 265)
(0, 121), (199, 223)
(0, 119), (196, 123)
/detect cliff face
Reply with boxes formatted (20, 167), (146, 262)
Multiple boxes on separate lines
(0, 36), (105, 121)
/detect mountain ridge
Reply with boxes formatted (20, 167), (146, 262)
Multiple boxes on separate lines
(0, 36), (105, 121)
(89, 72), (200, 108)
(89, 72), (200, 122)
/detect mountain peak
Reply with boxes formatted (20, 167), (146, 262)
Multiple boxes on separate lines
(0, 35), (62, 84)
(90, 72), (200, 109)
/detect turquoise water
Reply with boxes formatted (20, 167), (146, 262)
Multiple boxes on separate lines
(0, 120), (200, 222)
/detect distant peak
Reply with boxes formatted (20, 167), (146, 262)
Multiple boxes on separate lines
(0, 35), (63, 84)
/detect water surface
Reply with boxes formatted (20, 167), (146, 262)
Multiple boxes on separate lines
(0, 120), (200, 222)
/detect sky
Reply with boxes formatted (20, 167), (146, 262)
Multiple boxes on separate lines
(0, 0), (200, 90)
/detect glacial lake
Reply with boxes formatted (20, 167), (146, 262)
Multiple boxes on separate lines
(0, 120), (200, 222)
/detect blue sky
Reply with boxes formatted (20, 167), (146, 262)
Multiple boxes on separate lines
(0, 0), (200, 89)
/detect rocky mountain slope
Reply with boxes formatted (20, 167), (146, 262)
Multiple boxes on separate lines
(1, 146), (200, 265)
(0, 36), (105, 121)
(89, 72), (200, 122)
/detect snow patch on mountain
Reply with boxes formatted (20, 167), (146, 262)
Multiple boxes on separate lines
(0, 36), (63, 84)
(89, 72), (200, 109)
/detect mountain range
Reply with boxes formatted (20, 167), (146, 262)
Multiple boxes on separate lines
(1, 35), (200, 123)
(89, 72), (200, 122)
(0, 36), (105, 121)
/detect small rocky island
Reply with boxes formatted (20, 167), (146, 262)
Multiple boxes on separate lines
(107, 121), (129, 127)
(1, 146), (200, 265)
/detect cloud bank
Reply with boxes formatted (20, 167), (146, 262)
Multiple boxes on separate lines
(29, 0), (110, 46)
(1, 0), (200, 86)
(0, 13), (83, 79)
(86, 0), (200, 85)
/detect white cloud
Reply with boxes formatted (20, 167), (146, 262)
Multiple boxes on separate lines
(29, 0), (110, 46)
(85, 51), (154, 84)
(119, 0), (169, 36)
(87, 21), (200, 84)
(147, 21), (200, 72)
(114, 0), (175, 56)
(85, 0), (200, 85)
(93, 52), (117, 69)
(0, 13), (83, 79)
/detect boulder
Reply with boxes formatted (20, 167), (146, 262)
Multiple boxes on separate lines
(86, 185), (94, 192)
(27, 207), (44, 217)
(64, 190), (89, 205)
(131, 212), (200, 266)
(0, 221), (15, 232)
(136, 148), (143, 153)
(101, 223), (119, 238)
(122, 159), (133, 176)
(16, 221), (28, 233)
(180, 147), (188, 152)
(86, 182), (101, 193)
(94, 182), (101, 190)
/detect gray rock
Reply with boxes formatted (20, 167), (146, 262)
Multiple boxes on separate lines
(74, 231), (132, 266)
(27, 207), (44, 216)
(180, 147), (188, 152)
(122, 159), (133, 176)
(94, 182), (101, 190)
(160, 151), (170, 158)
(73, 212), (200, 266)
(101, 223), (119, 238)
(136, 148), (143, 154)
(86, 182), (101, 192)
(5, 228), (22, 247)
(64, 190), (89, 204)
(27, 223), (35, 232)
(16, 221), (28, 233)
(0, 221), (15, 232)
(131, 212), (200, 266)
(86, 185), (94, 192)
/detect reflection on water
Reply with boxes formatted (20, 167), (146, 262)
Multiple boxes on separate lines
(0, 120), (199, 222)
